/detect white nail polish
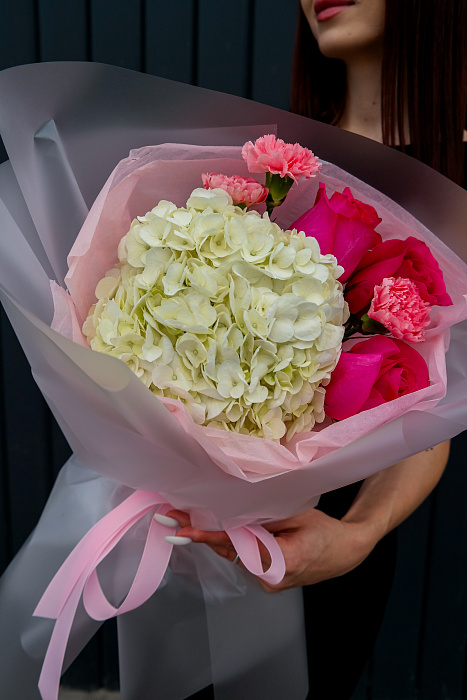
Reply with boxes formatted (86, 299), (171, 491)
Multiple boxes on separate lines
(153, 513), (180, 528)
(165, 535), (192, 546)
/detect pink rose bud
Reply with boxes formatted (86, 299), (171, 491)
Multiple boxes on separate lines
(201, 172), (268, 207)
(368, 277), (431, 343)
(241, 134), (321, 183)
(324, 335), (430, 421)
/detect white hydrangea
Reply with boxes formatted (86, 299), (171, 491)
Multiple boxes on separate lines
(83, 188), (348, 442)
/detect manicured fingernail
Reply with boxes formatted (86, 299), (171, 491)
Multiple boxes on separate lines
(154, 513), (180, 528)
(165, 535), (192, 545)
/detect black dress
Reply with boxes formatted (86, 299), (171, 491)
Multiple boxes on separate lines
(303, 483), (397, 699)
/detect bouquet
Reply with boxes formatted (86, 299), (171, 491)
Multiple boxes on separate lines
(78, 138), (344, 443)
(1, 63), (467, 700)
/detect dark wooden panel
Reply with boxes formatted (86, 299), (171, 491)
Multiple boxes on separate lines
(417, 433), (467, 699)
(0, 308), (12, 572)
(197, 0), (251, 97)
(1, 311), (53, 555)
(0, 141), (11, 576)
(251, 0), (298, 110)
(0, 138), (7, 165)
(145, 1), (195, 84)
(90, 0), (143, 71)
(38, 0), (88, 62)
(50, 416), (72, 480)
(0, 0), (37, 69)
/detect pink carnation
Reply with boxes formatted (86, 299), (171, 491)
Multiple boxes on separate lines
(368, 277), (431, 343)
(202, 172), (268, 207)
(242, 134), (321, 182)
(345, 236), (452, 315)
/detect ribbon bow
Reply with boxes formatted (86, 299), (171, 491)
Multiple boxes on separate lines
(34, 489), (286, 700)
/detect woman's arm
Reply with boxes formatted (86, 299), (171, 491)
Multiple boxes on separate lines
(169, 440), (450, 591)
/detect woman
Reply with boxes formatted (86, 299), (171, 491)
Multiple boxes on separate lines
(177, 1), (466, 697)
(294, 0), (467, 183)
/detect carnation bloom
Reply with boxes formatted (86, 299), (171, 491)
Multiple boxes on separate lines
(202, 172), (268, 207)
(242, 134), (321, 182)
(367, 277), (431, 343)
(345, 236), (452, 314)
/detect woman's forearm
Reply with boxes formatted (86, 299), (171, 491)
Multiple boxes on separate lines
(342, 440), (451, 548)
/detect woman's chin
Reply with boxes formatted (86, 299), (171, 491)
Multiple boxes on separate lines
(316, 30), (384, 62)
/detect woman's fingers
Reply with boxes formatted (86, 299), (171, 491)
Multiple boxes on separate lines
(165, 510), (277, 572)
(165, 509), (191, 529)
(166, 510), (237, 561)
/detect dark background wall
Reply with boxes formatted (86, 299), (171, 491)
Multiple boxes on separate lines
(0, 2), (467, 698)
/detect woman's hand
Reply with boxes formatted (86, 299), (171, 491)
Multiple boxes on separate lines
(260, 508), (377, 591)
(168, 441), (450, 593)
(166, 506), (377, 593)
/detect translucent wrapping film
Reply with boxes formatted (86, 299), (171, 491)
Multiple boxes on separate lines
(0, 62), (466, 700)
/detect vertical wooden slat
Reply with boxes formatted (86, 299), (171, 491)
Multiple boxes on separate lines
(197, 0), (251, 97)
(417, 434), (467, 699)
(145, 1), (196, 84)
(0, 0), (37, 69)
(90, 0), (143, 71)
(251, 0), (298, 110)
(37, 0), (88, 62)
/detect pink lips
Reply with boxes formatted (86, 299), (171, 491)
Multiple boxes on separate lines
(314, 0), (354, 22)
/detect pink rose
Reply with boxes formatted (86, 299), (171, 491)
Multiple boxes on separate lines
(291, 184), (382, 282)
(242, 134), (321, 182)
(368, 277), (431, 343)
(201, 172), (268, 207)
(324, 335), (430, 421)
(345, 236), (452, 315)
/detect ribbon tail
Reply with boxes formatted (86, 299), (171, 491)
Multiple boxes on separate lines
(34, 492), (175, 700)
(37, 577), (86, 700)
(83, 504), (176, 619)
(34, 490), (164, 619)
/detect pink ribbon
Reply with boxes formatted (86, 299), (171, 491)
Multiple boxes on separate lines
(33, 490), (285, 700)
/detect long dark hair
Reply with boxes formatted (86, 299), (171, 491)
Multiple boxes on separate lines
(291, 1), (467, 185)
